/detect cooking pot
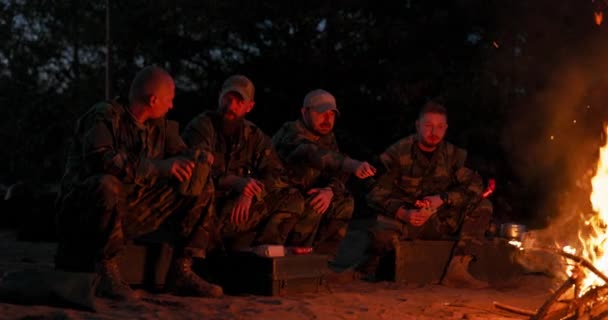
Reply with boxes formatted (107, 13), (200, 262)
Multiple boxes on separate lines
(500, 223), (527, 240)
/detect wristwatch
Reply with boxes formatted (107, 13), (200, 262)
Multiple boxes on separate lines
(439, 192), (449, 205)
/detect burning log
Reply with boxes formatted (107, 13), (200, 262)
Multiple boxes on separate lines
(570, 285), (608, 318)
(523, 249), (608, 319)
(496, 244), (608, 319)
(530, 276), (576, 320)
(553, 249), (608, 284)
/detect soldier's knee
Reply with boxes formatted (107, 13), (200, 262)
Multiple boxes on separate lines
(332, 194), (355, 219)
(476, 199), (493, 214)
(89, 174), (124, 202)
(291, 190), (306, 213)
(276, 187), (306, 216)
(342, 195), (355, 211)
(343, 194), (355, 206)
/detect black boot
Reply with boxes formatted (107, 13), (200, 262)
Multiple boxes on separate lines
(95, 257), (140, 301)
(166, 256), (223, 298)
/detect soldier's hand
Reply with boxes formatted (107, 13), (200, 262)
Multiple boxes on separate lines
(307, 187), (334, 215)
(159, 158), (195, 182)
(354, 161), (376, 179)
(234, 177), (264, 198)
(422, 194), (444, 210)
(396, 207), (432, 227)
(230, 194), (253, 225)
(344, 158), (376, 179)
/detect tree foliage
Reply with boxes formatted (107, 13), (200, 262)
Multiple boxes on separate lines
(2, 0), (608, 224)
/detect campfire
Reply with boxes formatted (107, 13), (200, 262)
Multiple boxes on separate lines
(497, 124), (608, 319)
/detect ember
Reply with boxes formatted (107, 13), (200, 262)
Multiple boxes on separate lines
(593, 0), (608, 25)
(595, 11), (603, 26)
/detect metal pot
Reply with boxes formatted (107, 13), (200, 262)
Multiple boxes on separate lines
(499, 223), (527, 240)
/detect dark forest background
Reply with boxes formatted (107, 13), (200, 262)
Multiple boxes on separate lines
(3, 0), (608, 229)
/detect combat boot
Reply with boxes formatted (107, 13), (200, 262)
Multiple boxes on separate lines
(95, 257), (141, 301)
(441, 255), (489, 289)
(165, 256), (223, 298)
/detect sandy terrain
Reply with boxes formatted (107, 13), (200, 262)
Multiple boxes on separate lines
(0, 229), (555, 320)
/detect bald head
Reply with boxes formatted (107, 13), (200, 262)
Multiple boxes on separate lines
(128, 66), (174, 105)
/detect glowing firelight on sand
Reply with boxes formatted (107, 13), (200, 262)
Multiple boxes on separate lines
(577, 124), (608, 295)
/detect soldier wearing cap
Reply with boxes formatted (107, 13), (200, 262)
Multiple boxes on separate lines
(182, 75), (305, 251)
(271, 89), (376, 259)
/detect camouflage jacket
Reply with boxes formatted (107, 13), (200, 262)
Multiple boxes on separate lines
(271, 120), (348, 195)
(367, 134), (484, 217)
(182, 111), (287, 196)
(61, 100), (187, 191)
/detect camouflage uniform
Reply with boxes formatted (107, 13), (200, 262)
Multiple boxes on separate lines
(182, 111), (305, 249)
(364, 134), (492, 272)
(56, 100), (215, 271)
(272, 120), (354, 256)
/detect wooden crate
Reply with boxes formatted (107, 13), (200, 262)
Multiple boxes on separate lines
(377, 239), (524, 284)
(203, 253), (329, 296)
(117, 241), (173, 288)
(376, 240), (454, 284)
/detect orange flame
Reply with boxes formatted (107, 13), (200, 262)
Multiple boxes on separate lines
(577, 124), (608, 295)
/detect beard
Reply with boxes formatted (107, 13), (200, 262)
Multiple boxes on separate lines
(302, 113), (333, 136)
(220, 110), (245, 136)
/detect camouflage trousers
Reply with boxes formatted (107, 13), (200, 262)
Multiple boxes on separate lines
(286, 192), (355, 257)
(361, 199), (492, 274)
(215, 187), (305, 251)
(56, 174), (214, 271)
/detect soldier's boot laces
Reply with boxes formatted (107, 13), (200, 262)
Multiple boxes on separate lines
(95, 257), (141, 301)
(441, 255), (489, 289)
(166, 256), (223, 298)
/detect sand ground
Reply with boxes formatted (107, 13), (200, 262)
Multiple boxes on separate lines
(0, 228), (555, 320)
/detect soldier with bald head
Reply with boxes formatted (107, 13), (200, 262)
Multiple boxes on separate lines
(56, 66), (223, 301)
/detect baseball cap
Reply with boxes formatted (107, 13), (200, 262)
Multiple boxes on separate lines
(219, 75), (255, 101)
(303, 89), (340, 115)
